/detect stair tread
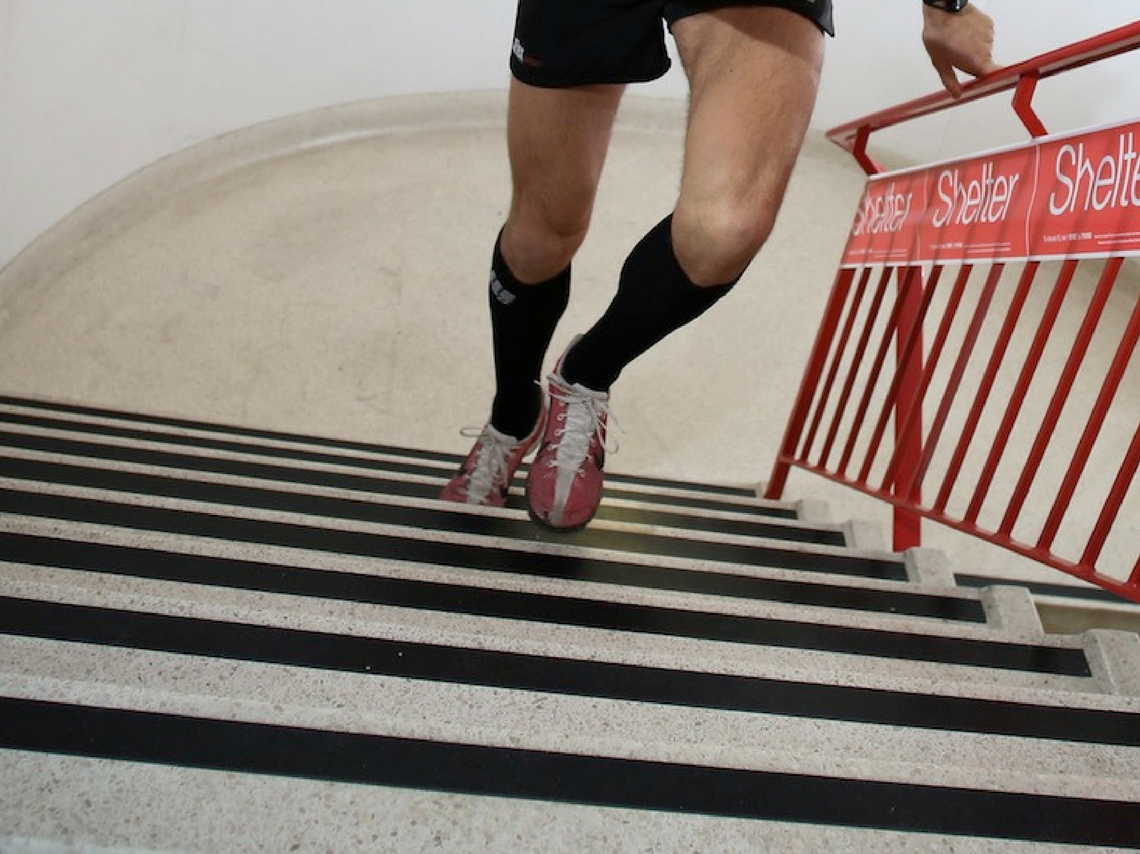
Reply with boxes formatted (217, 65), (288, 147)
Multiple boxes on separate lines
(5, 747), (1133, 854)
(0, 421), (812, 537)
(0, 398), (785, 510)
(5, 395), (1137, 853)
(0, 464), (911, 587)
(4, 662), (1139, 791)
(0, 496), (973, 608)
(0, 532), (1090, 668)
(2, 691), (1138, 851)
(0, 574), (1112, 703)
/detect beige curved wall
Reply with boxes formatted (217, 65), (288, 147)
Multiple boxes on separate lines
(3, 0), (1139, 271)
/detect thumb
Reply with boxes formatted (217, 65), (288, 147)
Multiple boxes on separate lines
(976, 58), (1002, 78)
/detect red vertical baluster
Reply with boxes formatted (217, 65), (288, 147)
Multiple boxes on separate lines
(858, 266), (940, 485)
(882, 264), (973, 494)
(966, 261), (1078, 526)
(999, 259), (1120, 537)
(819, 268), (894, 469)
(905, 264), (1004, 500)
(1039, 260), (1137, 551)
(766, 269), (857, 500)
(935, 263), (1038, 514)
(891, 266), (934, 551)
(799, 267), (875, 463)
(1082, 419), (1140, 571)
(837, 266), (918, 477)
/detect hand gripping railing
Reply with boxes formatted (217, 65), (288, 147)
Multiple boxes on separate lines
(766, 21), (1140, 601)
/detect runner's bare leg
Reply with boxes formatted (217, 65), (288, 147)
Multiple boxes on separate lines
(671, 7), (825, 286)
(499, 78), (625, 283)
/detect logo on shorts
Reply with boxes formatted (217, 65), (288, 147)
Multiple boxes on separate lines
(512, 37), (543, 69)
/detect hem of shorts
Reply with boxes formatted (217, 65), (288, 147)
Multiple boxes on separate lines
(666, 3), (834, 37)
(510, 59), (674, 89)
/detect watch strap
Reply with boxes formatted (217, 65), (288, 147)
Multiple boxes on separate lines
(923, 0), (969, 12)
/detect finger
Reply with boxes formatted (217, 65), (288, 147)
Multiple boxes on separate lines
(932, 58), (963, 98)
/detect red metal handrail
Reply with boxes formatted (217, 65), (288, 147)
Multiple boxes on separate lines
(830, 19), (1140, 174)
(768, 22), (1140, 600)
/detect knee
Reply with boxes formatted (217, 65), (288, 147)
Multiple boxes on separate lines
(503, 202), (591, 284)
(672, 199), (776, 286)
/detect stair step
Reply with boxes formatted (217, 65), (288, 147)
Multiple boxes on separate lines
(4, 648), (1140, 791)
(0, 525), (987, 635)
(2, 522), (1000, 660)
(0, 396), (791, 516)
(2, 687), (1138, 851)
(0, 535), (1101, 693)
(0, 453), (906, 584)
(1, 589), (1137, 742)
(0, 413), (812, 539)
(0, 426), (843, 546)
(4, 750), (1133, 854)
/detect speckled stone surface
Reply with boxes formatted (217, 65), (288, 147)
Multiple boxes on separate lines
(8, 750), (1128, 854)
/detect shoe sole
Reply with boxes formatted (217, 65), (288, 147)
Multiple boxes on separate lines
(524, 475), (603, 534)
(440, 405), (548, 507)
(524, 499), (599, 534)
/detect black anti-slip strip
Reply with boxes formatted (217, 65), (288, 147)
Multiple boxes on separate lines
(0, 413), (790, 518)
(0, 396), (757, 500)
(0, 506), (971, 624)
(0, 409), (778, 516)
(0, 529), (1079, 674)
(2, 490), (980, 624)
(3, 698), (1138, 847)
(1, 594), (1133, 746)
(0, 428), (831, 543)
(0, 455), (899, 581)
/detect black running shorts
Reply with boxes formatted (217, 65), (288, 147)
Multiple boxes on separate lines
(510, 0), (835, 88)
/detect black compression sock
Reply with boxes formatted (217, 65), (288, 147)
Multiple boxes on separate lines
(488, 233), (571, 439)
(560, 215), (737, 392)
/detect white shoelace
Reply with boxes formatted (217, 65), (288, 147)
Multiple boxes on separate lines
(546, 380), (618, 478)
(459, 425), (519, 501)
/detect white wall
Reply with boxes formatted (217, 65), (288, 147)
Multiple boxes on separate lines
(2, 0), (1138, 271)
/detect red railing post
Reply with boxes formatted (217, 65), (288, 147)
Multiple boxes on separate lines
(891, 267), (925, 551)
(1012, 74), (1049, 138)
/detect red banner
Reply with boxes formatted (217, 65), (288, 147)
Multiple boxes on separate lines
(842, 118), (1140, 267)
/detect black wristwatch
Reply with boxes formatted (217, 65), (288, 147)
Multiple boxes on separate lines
(923, 0), (969, 11)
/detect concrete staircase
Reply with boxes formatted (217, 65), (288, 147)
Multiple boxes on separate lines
(1, 395), (1139, 852)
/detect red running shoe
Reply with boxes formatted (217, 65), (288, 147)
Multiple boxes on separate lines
(440, 410), (544, 508)
(526, 356), (613, 531)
